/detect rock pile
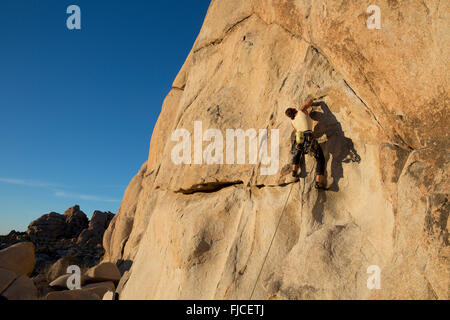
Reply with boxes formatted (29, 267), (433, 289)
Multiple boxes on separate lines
(0, 242), (38, 300)
(45, 262), (120, 300)
(0, 230), (29, 251)
(0, 205), (116, 299)
(27, 205), (88, 243)
(63, 205), (89, 239)
(77, 211), (115, 247)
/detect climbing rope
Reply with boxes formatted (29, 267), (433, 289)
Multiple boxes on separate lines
(249, 159), (314, 299)
(249, 182), (295, 300)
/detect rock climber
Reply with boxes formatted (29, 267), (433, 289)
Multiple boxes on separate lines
(285, 99), (327, 190)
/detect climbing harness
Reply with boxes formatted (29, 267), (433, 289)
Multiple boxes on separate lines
(295, 130), (304, 144)
(292, 131), (314, 158)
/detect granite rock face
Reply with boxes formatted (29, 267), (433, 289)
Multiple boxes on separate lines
(104, 0), (449, 299)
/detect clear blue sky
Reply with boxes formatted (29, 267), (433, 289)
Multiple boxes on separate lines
(0, 0), (210, 234)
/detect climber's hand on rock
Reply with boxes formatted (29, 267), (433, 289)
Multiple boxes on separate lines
(301, 100), (314, 113)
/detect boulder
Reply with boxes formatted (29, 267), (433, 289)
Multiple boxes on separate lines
(102, 290), (116, 300)
(27, 212), (66, 243)
(2, 275), (38, 300)
(49, 273), (87, 289)
(82, 281), (115, 298)
(85, 262), (121, 283)
(32, 273), (54, 298)
(0, 268), (17, 294)
(0, 242), (35, 276)
(76, 229), (99, 247)
(46, 255), (80, 282)
(77, 211), (115, 247)
(90, 211), (115, 230)
(27, 206), (89, 244)
(63, 205), (89, 238)
(45, 289), (100, 300)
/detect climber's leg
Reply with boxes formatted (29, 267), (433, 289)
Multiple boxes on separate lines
(312, 140), (327, 189)
(291, 141), (302, 177)
(292, 164), (299, 177)
(316, 174), (325, 188)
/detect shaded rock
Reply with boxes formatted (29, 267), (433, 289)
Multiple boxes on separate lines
(102, 162), (147, 265)
(0, 230), (30, 250)
(116, 259), (133, 275)
(32, 273), (54, 298)
(3, 206), (114, 299)
(45, 289), (100, 300)
(49, 273), (88, 289)
(85, 262), (121, 283)
(2, 275), (38, 300)
(82, 281), (115, 298)
(0, 268), (17, 294)
(77, 211), (114, 247)
(27, 206), (88, 244)
(46, 255), (80, 282)
(63, 205), (89, 239)
(116, 270), (130, 295)
(27, 212), (66, 243)
(90, 211), (115, 230)
(76, 229), (103, 248)
(0, 242), (35, 276)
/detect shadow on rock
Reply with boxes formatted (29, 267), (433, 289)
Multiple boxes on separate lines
(309, 101), (361, 225)
(310, 101), (361, 193)
(117, 259), (133, 275)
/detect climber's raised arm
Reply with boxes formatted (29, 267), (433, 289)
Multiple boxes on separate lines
(300, 99), (314, 115)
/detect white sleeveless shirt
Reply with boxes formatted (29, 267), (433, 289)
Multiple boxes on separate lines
(291, 111), (313, 132)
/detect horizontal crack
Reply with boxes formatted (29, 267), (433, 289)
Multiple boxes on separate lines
(158, 179), (301, 196)
(256, 180), (300, 189)
(175, 181), (244, 195)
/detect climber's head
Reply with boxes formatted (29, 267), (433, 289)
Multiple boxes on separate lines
(285, 108), (298, 120)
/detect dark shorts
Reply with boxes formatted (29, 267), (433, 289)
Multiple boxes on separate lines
(291, 131), (325, 175)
